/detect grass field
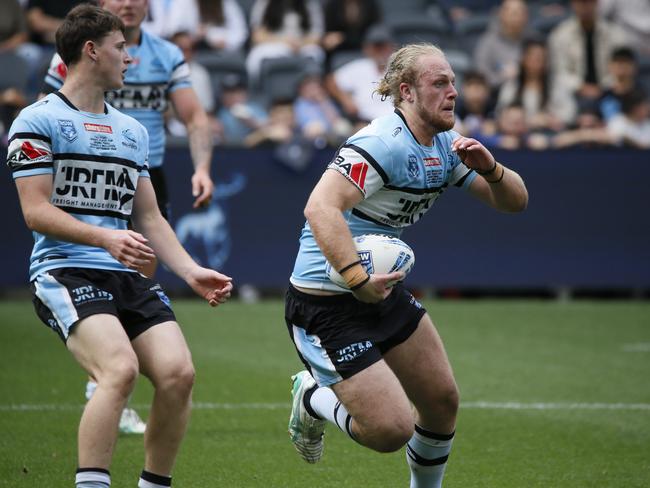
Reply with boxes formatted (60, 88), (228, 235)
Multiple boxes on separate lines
(1, 298), (649, 487)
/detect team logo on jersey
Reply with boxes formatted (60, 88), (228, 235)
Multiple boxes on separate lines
(150, 57), (166, 73)
(121, 128), (138, 149)
(58, 119), (78, 142)
(392, 127), (402, 137)
(407, 154), (419, 178)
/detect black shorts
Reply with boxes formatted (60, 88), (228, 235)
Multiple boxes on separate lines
(30, 268), (177, 343)
(285, 283), (426, 386)
(149, 166), (171, 221)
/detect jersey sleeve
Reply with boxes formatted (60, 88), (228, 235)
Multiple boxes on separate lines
(42, 53), (66, 94)
(6, 108), (54, 179)
(167, 44), (192, 93)
(326, 135), (392, 199)
(443, 130), (476, 190)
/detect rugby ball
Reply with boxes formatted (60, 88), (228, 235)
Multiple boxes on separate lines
(326, 234), (415, 289)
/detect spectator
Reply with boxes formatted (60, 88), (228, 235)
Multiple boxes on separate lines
(487, 103), (549, 150)
(0, 87), (27, 140)
(599, 47), (641, 122)
(195, 0), (248, 52)
(142, 0), (197, 39)
(496, 37), (563, 132)
(474, 0), (532, 89)
(322, 0), (382, 73)
(454, 70), (497, 140)
(246, 0), (325, 83)
(600, 0), (650, 54)
(168, 31), (221, 138)
(217, 74), (269, 145)
(1, 0), (29, 53)
(294, 70), (351, 146)
(245, 99), (315, 171)
(325, 24), (395, 125)
(436, 0), (501, 22)
(548, 0), (628, 125)
(607, 88), (650, 149)
(552, 104), (615, 148)
(25, 0), (85, 46)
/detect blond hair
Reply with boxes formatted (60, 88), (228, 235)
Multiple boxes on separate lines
(376, 43), (446, 107)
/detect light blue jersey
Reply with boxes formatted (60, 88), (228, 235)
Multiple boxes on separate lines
(6, 92), (150, 280)
(43, 30), (191, 168)
(290, 109), (477, 292)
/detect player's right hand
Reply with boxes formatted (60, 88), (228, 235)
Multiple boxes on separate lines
(101, 229), (156, 270)
(353, 271), (404, 304)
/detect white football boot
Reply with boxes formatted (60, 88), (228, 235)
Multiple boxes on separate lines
(119, 407), (147, 434)
(288, 371), (327, 463)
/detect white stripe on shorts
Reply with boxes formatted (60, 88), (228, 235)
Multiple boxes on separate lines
(33, 272), (79, 339)
(292, 324), (342, 387)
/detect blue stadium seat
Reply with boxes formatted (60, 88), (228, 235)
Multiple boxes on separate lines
(258, 56), (319, 105)
(193, 50), (248, 99)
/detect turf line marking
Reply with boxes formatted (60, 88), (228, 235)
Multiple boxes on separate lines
(621, 342), (650, 352)
(2, 402), (650, 412)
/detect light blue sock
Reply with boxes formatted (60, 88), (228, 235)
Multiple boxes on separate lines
(75, 468), (110, 487)
(406, 425), (454, 488)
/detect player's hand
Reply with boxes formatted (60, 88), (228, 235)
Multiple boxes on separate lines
(451, 136), (496, 173)
(191, 168), (214, 209)
(101, 229), (156, 270)
(186, 266), (233, 307)
(352, 271), (404, 304)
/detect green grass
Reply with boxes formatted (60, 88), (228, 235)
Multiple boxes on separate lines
(1, 299), (649, 487)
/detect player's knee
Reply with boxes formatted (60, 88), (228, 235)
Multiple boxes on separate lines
(440, 383), (460, 417)
(103, 357), (139, 398)
(158, 359), (195, 397)
(364, 417), (414, 453)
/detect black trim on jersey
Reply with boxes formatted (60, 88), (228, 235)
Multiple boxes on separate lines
(120, 80), (169, 86)
(54, 91), (109, 114)
(344, 143), (389, 184)
(415, 425), (455, 441)
(53, 153), (143, 171)
(11, 162), (53, 173)
(394, 109), (434, 147)
(60, 206), (130, 220)
(351, 208), (394, 228)
(384, 184), (445, 195)
(8, 132), (52, 144)
(406, 446), (449, 466)
(172, 60), (186, 71)
(454, 169), (474, 187)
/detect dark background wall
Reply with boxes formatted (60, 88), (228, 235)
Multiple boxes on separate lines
(2, 146), (649, 292)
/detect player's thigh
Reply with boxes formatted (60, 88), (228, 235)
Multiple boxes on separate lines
(131, 321), (194, 387)
(66, 313), (139, 383)
(383, 313), (459, 422)
(331, 359), (413, 434)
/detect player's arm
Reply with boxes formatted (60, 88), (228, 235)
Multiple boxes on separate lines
(14, 174), (156, 269)
(130, 176), (232, 306)
(451, 136), (528, 212)
(169, 87), (214, 208)
(305, 169), (403, 303)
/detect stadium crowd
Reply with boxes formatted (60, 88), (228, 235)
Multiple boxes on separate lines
(1, 0), (649, 151)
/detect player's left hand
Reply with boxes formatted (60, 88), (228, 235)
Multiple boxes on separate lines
(451, 136), (496, 173)
(186, 266), (233, 307)
(191, 168), (214, 209)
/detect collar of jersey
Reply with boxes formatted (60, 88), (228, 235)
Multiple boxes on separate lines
(54, 91), (109, 115)
(394, 108), (436, 149)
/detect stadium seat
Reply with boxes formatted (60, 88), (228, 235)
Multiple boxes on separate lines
(445, 49), (472, 85)
(258, 56), (318, 105)
(387, 13), (453, 49)
(454, 13), (491, 55)
(329, 49), (364, 72)
(193, 50), (247, 99)
(0, 51), (30, 92)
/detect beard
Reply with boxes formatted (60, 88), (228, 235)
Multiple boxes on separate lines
(415, 99), (455, 133)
